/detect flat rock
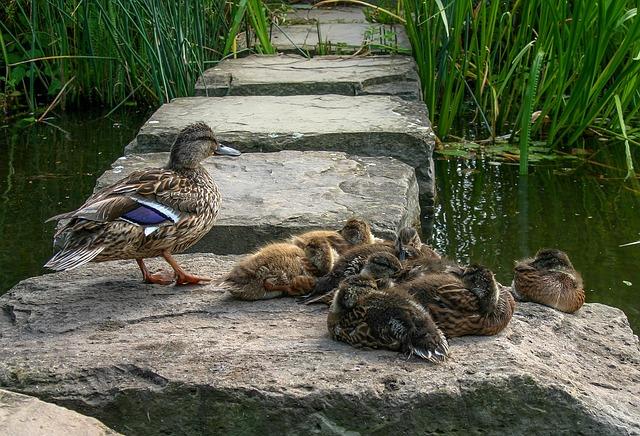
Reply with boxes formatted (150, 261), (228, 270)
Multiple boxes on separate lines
(0, 389), (120, 436)
(96, 151), (420, 254)
(125, 95), (435, 199)
(1, 255), (639, 435)
(195, 54), (421, 100)
(284, 6), (368, 24)
(268, 22), (410, 55)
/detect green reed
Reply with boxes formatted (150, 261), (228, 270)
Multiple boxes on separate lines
(1, 0), (230, 111)
(402, 0), (640, 155)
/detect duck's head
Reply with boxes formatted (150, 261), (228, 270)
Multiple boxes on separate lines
(339, 218), (374, 246)
(462, 264), (500, 311)
(360, 252), (402, 280)
(168, 122), (240, 170)
(301, 236), (337, 277)
(531, 248), (573, 270)
(395, 227), (422, 261)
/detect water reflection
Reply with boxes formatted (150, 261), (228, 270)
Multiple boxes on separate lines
(431, 157), (640, 333)
(0, 110), (149, 293)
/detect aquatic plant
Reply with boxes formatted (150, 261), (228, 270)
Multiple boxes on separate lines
(0, 0), (230, 112)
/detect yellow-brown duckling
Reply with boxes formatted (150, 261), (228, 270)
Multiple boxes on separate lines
(221, 239), (335, 301)
(395, 227), (441, 262)
(327, 275), (449, 363)
(512, 248), (584, 313)
(400, 264), (515, 338)
(291, 217), (375, 255)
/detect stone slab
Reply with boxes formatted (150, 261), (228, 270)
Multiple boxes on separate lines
(125, 95), (435, 199)
(0, 389), (120, 436)
(1, 255), (639, 435)
(96, 151), (420, 254)
(195, 54), (421, 100)
(284, 6), (368, 24)
(269, 23), (410, 55)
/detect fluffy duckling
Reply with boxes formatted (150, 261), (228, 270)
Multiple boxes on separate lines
(327, 275), (449, 363)
(401, 264), (515, 337)
(395, 227), (441, 262)
(512, 248), (584, 313)
(221, 240), (334, 301)
(291, 218), (375, 256)
(44, 122), (240, 285)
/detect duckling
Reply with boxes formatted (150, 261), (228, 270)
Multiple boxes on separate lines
(44, 123), (240, 285)
(291, 218), (375, 256)
(512, 248), (584, 313)
(401, 264), (515, 337)
(222, 239), (335, 301)
(327, 275), (449, 363)
(395, 227), (441, 262)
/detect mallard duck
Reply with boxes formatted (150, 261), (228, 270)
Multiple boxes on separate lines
(291, 217), (375, 255)
(512, 248), (584, 313)
(221, 239), (335, 301)
(44, 122), (240, 285)
(327, 275), (449, 363)
(400, 264), (515, 337)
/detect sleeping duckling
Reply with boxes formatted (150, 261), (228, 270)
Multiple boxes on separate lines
(401, 264), (515, 338)
(291, 217), (376, 255)
(395, 227), (441, 262)
(512, 248), (584, 313)
(221, 240), (334, 301)
(327, 275), (449, 363)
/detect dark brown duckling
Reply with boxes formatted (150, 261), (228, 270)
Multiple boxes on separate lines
(221, 241), (334, 301)
(400, 264), (515, 338)
(512, 248), (584, 313)
(327, 275), (449, 363)
(291, 217), (375, 255)
(395, 227), (441, 262)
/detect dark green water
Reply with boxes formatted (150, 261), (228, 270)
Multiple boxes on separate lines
(1, 113), (638, 332)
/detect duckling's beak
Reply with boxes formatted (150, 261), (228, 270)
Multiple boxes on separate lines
(215, 143), (241, 156)
(398, 248), (408, 261)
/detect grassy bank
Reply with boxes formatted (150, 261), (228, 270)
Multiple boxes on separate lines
(1, 0), (230, 114)
(402, 0), (640, 154)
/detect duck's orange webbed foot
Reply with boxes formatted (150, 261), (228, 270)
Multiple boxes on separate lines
(137, 259), (175, 285)
(161, 251), (212, 286)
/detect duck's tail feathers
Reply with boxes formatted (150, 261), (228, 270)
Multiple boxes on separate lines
(44, 246), (105, 271)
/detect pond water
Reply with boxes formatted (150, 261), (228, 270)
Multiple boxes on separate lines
(0, 112), (638, 333)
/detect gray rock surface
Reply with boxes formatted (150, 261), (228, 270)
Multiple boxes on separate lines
(284, 6), (368, 24)
(96, 151), (420, 254)
(195, 54), (421, 100)
(125, 95), (435, 199)
(0, 389), (120, 436)
(1, 254), (639, 435)
(269, 22), (410, 55)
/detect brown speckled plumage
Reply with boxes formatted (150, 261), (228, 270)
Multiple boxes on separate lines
(44, 122), (239, 285)
(400, 264), (515, 338)
(327, 276), (449, 363)
(513, 248), (585, 313)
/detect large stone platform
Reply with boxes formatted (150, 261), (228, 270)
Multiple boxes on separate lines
(1, 254), (638, 435)
(194, 54), (421, 100)
(96, 151), (420, 254)
(124, 94), (435, 199)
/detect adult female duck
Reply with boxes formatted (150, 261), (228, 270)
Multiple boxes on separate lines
(44, 122), (240, 285)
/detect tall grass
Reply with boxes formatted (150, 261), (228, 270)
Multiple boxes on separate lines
(403, 0), (640, 151)
(1, 0), (230, 112)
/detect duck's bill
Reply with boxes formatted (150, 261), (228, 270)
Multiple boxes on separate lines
(398, 248), (409, 261)
(215, 144), (241, 156)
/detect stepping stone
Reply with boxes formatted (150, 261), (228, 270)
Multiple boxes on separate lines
(125, 95), (435, 200)
(284, 5), (369, 24)
(268, 22), (410, 55)
(1, 258), (638, 435)
(195, 54), (421, 100)
(0, 389), (120, 435)
(96, 151), (420, 254)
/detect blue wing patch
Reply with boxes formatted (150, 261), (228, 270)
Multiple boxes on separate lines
(122, 205), (171, 225)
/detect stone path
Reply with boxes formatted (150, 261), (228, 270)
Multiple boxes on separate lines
(1, 256), (638, 434)
(98, 151), (420, 253)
